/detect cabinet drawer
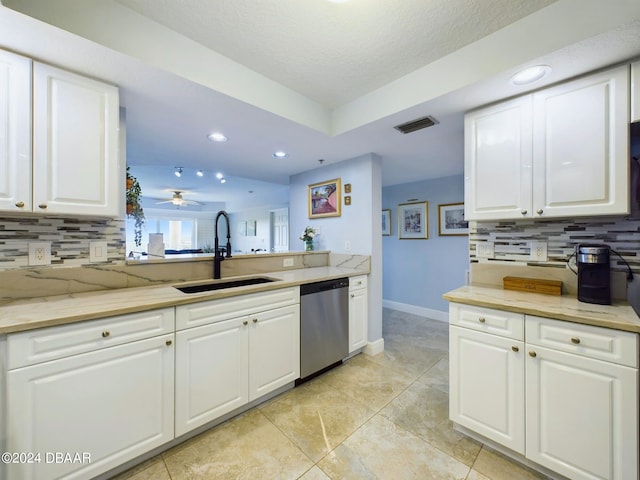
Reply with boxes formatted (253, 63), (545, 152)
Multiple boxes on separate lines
(349, 275), (367, 291)
(449, 303), (524, 340)
(176, 286), (299, 330)
(7, 308), (175, 369)
(526, 316), (638, 368)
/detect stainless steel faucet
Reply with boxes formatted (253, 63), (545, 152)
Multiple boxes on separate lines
(213, 210), (232, 279)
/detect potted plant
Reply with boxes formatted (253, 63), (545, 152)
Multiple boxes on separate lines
(300, 226), (316, 251)
(126, 166), (145, 247)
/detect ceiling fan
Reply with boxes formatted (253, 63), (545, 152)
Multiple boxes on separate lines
(156, 191), (202, 207)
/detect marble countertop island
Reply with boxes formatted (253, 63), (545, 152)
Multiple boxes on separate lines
(0, 266), (365, 334)
(444, 284), (640, 333)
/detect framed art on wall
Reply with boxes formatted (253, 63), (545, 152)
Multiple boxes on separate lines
(438, 203), (469, 236)
(308, 178), (341, 218)
(382, 209), (391, 236)
(398, 202), (428, 239)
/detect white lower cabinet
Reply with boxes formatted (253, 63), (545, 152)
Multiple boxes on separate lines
(449, 303), (639, 480)
(348, 275), (368, 353)
(449, 325), (525, 453)
(5, 312), (175, 480)
(175, 291), (300, 437)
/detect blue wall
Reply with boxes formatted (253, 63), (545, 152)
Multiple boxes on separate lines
(382, 174), (469, 320)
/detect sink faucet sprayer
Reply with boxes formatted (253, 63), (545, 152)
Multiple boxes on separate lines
(214, 210), (232, 279)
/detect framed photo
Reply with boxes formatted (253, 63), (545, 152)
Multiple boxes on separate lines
(438, 203), (469, 236)
(382, 209), (391, 236)
(308, 178), (341, 218)
(398, 202), (428, 239)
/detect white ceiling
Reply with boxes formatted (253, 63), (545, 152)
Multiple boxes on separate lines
(1, 0), (640, 208)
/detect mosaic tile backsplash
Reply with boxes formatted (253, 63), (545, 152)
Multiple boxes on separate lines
(470, 215), (640, 274)
(0, 215), (126, 270)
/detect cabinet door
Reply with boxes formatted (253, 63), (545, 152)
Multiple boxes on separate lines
(0, 49), (31, 212)
(464, 95), (533, 220)
(6, 334), (175, 480)
(33, 62), (121, 216)
(449, 326), (525, 453)
(175, 317), (249, 437)
(526, 345), (638, 480)
(249, 304), (300, 400)
(632, 61), (640, 123)
(349, 288), (368, 353)
(532, 65), (629, 218)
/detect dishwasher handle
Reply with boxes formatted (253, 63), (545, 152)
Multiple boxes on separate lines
(300, 278), (349, 295)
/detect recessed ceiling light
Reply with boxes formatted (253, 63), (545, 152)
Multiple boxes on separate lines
(273, 151), (288, 158)
(220, 178), (227, 184)
(511, 65), (551, 86)
(196, 170), (204, 177)
(174, 166), (183, 177)
(216, 172), (223, 179)
(207, 132), (227, 142)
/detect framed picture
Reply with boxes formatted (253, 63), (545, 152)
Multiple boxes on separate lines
(438, 203), (469, 236)
(398, 202), (428, 239)
(382, 209), (391, 236)
(308, 178), (341, 218)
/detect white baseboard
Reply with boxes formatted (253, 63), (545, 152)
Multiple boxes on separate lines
(382, 300), (448, 323)
(364, 338), (384, 356)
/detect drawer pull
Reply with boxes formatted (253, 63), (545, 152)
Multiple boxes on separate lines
(512, 346), (519, 353)
(166, 340), (172, 346)
(252, 318), (258, 323)
(15, 201), (25, 208)
(101, 331), (110, 338)
(536, 208), (544, 215)
(529, 351), (537, 358)
(243, 320), (248, 326)
(570, 337), (581, 344)
(38, 203), (47, 209)
(351, 293), (355, 298)
(478, 317), (486, 323)
(521, 209), (527, 216)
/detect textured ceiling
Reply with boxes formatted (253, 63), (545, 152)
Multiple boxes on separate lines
(1, 0), (640, 208)
(113, 0), (557, 107)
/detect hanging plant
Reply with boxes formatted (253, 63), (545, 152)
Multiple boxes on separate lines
(126, 166), (145, 247)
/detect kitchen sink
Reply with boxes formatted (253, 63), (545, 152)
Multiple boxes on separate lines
(175, 276), (277, 294)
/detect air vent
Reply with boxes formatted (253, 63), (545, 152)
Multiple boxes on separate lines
(393, 115), (439, 134)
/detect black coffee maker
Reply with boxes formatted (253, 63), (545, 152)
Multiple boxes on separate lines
(577, 245), (611, 305)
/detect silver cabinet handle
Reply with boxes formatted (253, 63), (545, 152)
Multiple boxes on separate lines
(252, 318), (258, 323)
(521, 209), (527, 215)
(243, 320), (248, 326)
(478, 317), (486, 323)
(536, 208), (544, 215)
(529, 351), (537, 358)
(350, 293), (355, 298)
(512, 346), (519, 352)
(166, 339), (173, 346)
(570, 337), (581, 345)
(101, 331), (110, 338)
(15, 201), (24, 208)
(38, 203), (47, 209)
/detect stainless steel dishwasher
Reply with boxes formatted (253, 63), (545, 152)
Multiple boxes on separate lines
(298, 277), (349, 383)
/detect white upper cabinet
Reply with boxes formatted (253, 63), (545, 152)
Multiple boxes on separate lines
(532, 66), (629, 218)
(632, 60), (640, 123)
(464, 96), (533, 220)
(465, 65), (630, 221)
(33, 62), (121, 216)
(0, 49), (32, 212)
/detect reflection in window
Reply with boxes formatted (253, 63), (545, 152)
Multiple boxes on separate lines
(126, 214), (215, 255)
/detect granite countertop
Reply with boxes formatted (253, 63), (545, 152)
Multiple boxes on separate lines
(443, 284), (640, 333)
(0, 266), (366, 334)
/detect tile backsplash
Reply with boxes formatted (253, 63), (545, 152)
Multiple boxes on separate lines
(0, 215), (125, 270)
(470, 215), (640, 274)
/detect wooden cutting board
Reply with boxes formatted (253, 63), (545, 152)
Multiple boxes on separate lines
(503, 276), (562, 296)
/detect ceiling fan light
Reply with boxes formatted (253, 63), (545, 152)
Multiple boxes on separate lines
(197, 170), (204, 177)
(272, 151), (288, 158)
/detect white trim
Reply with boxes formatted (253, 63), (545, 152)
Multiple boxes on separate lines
(382, 300), (449, 323)
(364, 338), (384, 356)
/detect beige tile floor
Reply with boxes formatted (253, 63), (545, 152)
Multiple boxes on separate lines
(113, 308), (550, 480)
